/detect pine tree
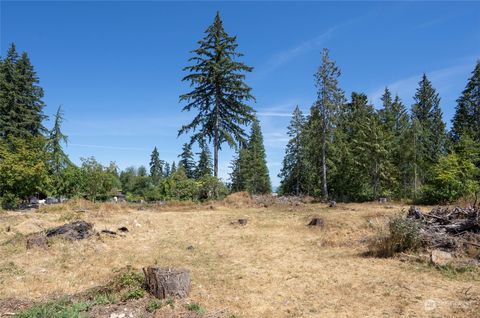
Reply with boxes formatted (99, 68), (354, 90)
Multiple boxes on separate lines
(179, 12), (255, 177)
(16, 51), (46, 136)
(178, 143), (195, 179)
(0, 43), (21, 139)
(229, 147), (249, 192)
(149, 146), (163, 183)
(195, 141), (212, 178)
(309, 48), (345, 200)
(47, 106), (70, 197)
(163, 162), (171, 177)
(378, 88), (411, 198)
(170, 161), (177, 175)
(331, 93), (387, 201)
(279, 106), (307, 195)
(452, 61), (480, 142)
(411, 74), (447, 187)
(0, 44), (45, 139)
(244, 120), (271, 194)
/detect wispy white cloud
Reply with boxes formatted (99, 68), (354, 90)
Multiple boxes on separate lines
(369, 62), (475, 107)
(260, 26), (338, 75)
(256, 15), (364, 77)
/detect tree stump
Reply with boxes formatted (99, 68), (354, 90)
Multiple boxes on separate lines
(328, 201), (336, 208)
(26, 233), (48, 249)
(238, 219), (248, 226)
(307, 217), (325, 227)
(143, 267), (190, 299)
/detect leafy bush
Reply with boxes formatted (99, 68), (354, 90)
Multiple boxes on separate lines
(0, 137), (52, 208)
(421, 153), (479, 204)
(369, 214), (421, 257)
(198, 175), (229, 201)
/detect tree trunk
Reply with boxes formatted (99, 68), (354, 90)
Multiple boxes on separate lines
(143, 267), (191, 299)
(213, 87), (220, 178)
(321, 124), (328, 201)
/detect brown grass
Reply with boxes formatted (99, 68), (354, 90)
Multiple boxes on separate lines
(0, 201), (479, 317)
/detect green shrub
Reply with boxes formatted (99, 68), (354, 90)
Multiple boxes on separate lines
(369, 214), (421, 257)
(421, 153), (479, 204)
(198, 175), (229, 201)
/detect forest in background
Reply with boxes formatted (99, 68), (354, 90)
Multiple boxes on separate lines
(0, 12), (479, 208)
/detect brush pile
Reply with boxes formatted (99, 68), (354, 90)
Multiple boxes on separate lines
(407, 206), (480, 253)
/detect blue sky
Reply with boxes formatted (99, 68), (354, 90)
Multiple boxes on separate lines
(1, 1), (479, 187)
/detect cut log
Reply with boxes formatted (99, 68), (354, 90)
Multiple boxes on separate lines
(308, 218), (325, 227)
(143, 267), (190, 299)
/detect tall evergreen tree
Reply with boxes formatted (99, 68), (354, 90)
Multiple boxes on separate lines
(0, 44), (45, 139)
(279, 106), (307, 195)
(229, 146), (249, 192)
(412, 74), (447, 161)
(163, 162), (171, 177)
(331, 93), (390, 201)
(149, 146), (164, 183)
(47, 106), (69, 175)
(411, 74), (447, 188)
(16, 51), (46, 136)
(244, 120), (271, 194)
(47, 106), (70, 197)
(306, 48), (345, 200)
(0, 43), (21, 139)
(378, 88), (411, 198)
(179, 12), (255, 177)
(452, 61), (480, 142)
(195, 141), (212, 178)
(170, 161), (177, 175)
(178, 143), (196, 179)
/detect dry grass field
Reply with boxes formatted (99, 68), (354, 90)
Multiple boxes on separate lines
(0, 197), (479, 317)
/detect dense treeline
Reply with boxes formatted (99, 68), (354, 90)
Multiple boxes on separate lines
(279, 50), (480, 204)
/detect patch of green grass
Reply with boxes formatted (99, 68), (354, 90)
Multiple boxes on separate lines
(186, 302), (205, 314)
(435, 263), (480, 280)
(14, 298), (91, 318)
(111, 268), (144, 291)
(0, 261), (24, 276)
(121, 288), (145, 301)
(145, 299), (162, 313)
(166, 297), (175, 307)
(92, 292), (116, 305)
(109, 266), (147, 302)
